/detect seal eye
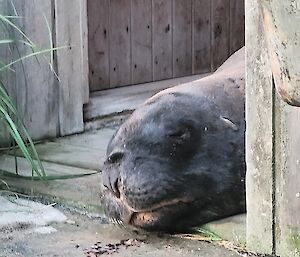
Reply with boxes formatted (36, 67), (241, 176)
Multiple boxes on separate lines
(168, 128), (192, 145)
(107, 152), (124, 164)
(168, 129), (189, 140)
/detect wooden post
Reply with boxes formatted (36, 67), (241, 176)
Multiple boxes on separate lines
(55, 0), (86, 136)
(245, 0), (273, 253)
(246, 0), (300, 256)
(3, 0), (59, 141)
(0, 0), (15, 146)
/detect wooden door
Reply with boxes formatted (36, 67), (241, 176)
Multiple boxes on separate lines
(88, 0), (245, 91)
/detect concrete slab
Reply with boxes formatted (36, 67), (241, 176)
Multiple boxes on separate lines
(0, 197), (241, 257)
(9, 128), (116, 170)
(1, 127), (246, 251)
(0, 196), (67, 228)
(0, 155), (103, 213)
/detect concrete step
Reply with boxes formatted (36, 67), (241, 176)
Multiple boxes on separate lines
(84, 73), (210, 121)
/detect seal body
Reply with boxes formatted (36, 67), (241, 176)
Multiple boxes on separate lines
(101, 47), (245, 231)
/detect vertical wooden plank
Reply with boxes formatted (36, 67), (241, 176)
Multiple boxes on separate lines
(80, 0), (89, 103)
(55, 0), (84, 135)
(245, 0), (274, 254)
(0, 0), (15, 146)
(272, 101), (300, 257)
(12, 0), (59, 140)
(230, 0), (245, 54)
(109, 0), (131, 88)
(247, 0), (300, 256)
(172, 0), (192, 77)
(193, 0), (211, 74)
(131, 0), (152, 85)
(212, 0), (230, 70)
(276, 105), (300, 257)
(87, 0), (110, 91)
(152, 0), (172, 81)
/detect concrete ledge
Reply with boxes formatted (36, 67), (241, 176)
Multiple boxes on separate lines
(84, 73), (210, 121)
(203, 214), (246, 247)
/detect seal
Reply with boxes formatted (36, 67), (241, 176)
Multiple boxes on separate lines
(101, 47), (245, 231)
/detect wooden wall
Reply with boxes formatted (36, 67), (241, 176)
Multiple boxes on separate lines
(0, 0), (244, 145)
(88, 0), (245, 91)
(0, 0), (88, 146)
(246, 0), (300, 256)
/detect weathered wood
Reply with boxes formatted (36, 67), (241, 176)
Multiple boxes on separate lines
(12, 0), (59, 140)
(172, 0), (192, 77)
(260, 1), (300, 107)
(85, 0), (244, 90)
(246, 0), (300, 256)
(193, 0), (211, 74)
(87, 0), (110, 91)
(55, 0), (84, 135)
(229, 0), (245, 54)
(131, 0), (152, 85)
(245, 0), (274, 254)
(275, 104), (300, 257)
(152, 0), (172, 81)
(212, 0), (230, 70)
(109, 0), (131, 88)
(0, 0), (15, 146)
(80, 0), (89, 103)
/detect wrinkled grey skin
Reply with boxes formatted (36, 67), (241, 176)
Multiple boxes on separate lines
(101, 47), (245, 231)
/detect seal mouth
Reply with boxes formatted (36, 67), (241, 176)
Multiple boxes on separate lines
(102, 189), (192, 228)
(128, 199), (188, 228)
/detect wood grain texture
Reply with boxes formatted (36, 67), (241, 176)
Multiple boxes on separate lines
(229, 0), (245, 54)
(152, 0), (172, 81)
(276, 104), (300, 257)
(0, 0), (15, 146)
(131, 0), (152, 85)
(86, 0), (244, 89)
(87, 0), (110, 91)
(12, 0), (59, 140)
(245, 0), (274, 253)
(80, 0), (89, 103)
(109, 0), (131, 88)
(55, 0), (84, 135)
(212, 0), (230, 70)
(173, 0), (192, 77)
(193, 0), (211, 74)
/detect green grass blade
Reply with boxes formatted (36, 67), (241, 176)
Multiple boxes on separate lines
(8, 0), (19, 18)
(0, 105), (43, 177)
(193, 227), (222, 241)
(0, 14), (38, 51)
(0, 82), (45, 177)
(0, 170), (101, 181)
(43, 13), (54, 69)
(0, 83), (18, 114)
(0, 39), (14, 44)
(3, 16), (21, 19)
(0, 46), (66, 72)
